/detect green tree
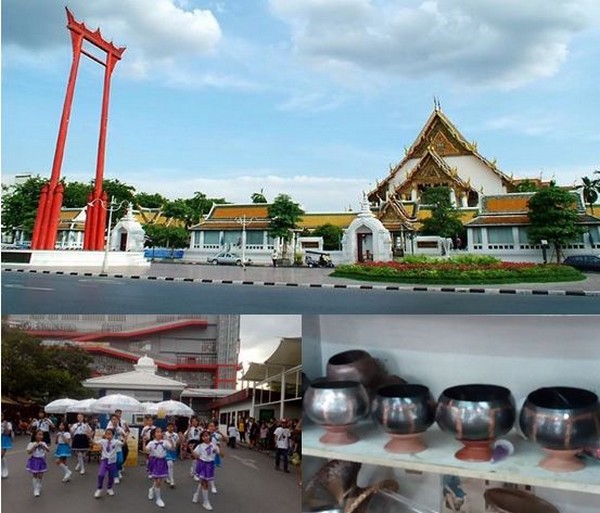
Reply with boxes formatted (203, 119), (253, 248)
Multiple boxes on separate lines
(1, 326), (93, 403)
(135, 192), (168, 209)
(143, 224), (189, 248)
(251, 190), (267, 203)
(268, 194), (305, 258)
(527, 186), (584, 263)
(163, 192), (227, 229)
(63, 180), (92, 207)
(1, 176), (47, 234)
(419, 186), (465, 239)
(312, 223), (343, 250)
(514, 179), (541, 193)
(576, 174), (599, 215)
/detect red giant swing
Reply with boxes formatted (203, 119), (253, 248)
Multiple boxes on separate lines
(31, 8), (126, 251)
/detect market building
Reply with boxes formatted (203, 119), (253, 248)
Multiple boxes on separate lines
(6, 314), (241, 389)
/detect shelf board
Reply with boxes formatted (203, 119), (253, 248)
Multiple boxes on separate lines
(303, 421), (600, 494)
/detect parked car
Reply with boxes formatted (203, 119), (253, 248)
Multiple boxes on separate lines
(207, 251), (251, 266)
(562, 254), (600, 272)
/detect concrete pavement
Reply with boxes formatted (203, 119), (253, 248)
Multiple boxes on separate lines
(3, 261), (600, 296)
(1, 434), (300, 512)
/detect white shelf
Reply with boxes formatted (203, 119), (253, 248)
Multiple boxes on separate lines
(304, 421), (600, 494)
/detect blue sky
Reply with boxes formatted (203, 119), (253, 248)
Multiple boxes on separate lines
(2, 0), (599, 211)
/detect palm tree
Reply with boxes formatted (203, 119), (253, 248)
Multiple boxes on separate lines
(577, 174), (599, 215)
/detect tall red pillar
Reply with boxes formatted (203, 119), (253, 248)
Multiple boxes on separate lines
(31, 8), (125, 250)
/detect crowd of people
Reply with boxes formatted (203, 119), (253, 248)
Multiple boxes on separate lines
(1, 409), (302, 509)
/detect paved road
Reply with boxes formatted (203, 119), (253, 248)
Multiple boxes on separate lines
(1, 436), (300, 512)
(3, 271), (600, 314)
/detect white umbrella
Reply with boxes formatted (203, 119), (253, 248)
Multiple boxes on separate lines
(155, 400), (194, 417)
(66, 398), (98, 414)
(91, 394), (144, 414)
(44, 398), (78, 414)
(141, 402), (158, 415)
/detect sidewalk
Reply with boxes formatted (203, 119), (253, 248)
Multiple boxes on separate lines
(3, 261), (600, 295)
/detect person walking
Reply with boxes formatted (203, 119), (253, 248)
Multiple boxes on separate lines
(227, 422), (238, 449)
(54, 422), (73, 482)
(238, 416), (246, 444)
(271, 248), (278, 267)
(274, 418), (291, 473)
(146, 427), (174, 508)
(1, 412), (14, 479)
(192, 430), (220, 510)
(26, 429), (50, 497)
(70, 413), (93, 475)
(93, 428), (122, 498)
(259, 421), (268, 451)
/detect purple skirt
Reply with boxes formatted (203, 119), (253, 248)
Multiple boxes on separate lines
(195, 460), (215, 481)
(148, 457), (168, 479)
(26, 456), (48, 474)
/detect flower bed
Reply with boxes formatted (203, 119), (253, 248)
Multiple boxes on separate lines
(331, 255), (585, 285)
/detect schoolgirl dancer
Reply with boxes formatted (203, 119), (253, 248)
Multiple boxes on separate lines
(145, 427), (174, 508)
(184, 417), (201, 478)
(54, 422), (73, 482)
(26, 429), (50, 497)
(192, 430), (220, 510)
(93, 428), (122, 498)
(164, 422), (180, 488)
(140, 415), (155, 477)
(28, 411), (55, 445)
(207, 420), (227, 494)
(70, 413), (92, 475)
(1, 412), (14, 478)
(106, 414), (126, 483)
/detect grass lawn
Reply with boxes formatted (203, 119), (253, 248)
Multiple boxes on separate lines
(331, 255), (586, 285)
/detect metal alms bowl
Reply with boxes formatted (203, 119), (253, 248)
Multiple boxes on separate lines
(372, 384), (436, 435)
(326, 350), (381, 393)
(519, 386), (600, 450)
(304, 380), (370, 427)
(436, 384), (516, 441)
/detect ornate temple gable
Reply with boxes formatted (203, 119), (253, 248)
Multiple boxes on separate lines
(408, 111), (470, 159)
(379, 198), (417, 230)
(395, 148), (470, 197)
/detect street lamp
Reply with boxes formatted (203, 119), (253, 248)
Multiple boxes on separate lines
(87, 196), (129, 273)
(235, 215), (256, 268)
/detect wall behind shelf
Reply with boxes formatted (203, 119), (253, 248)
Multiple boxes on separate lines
(302, 315), (600, 402)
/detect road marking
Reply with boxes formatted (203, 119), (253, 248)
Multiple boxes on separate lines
(77, 279), (126, 285)
(229, 454), (259, 470)
(3, 284), (54, 291)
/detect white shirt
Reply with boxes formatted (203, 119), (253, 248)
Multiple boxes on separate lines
(193, 442), (218, 462)
(146, 439), (174, 458)
(186, 426), (201, 441)
(227, 426), (238, 438)
(274, 426), (290, 449)
(56, 431), (71, 445)
(2, 421), (13, 435)
(71, 422), (92, 436)
(95, 438), (123, 464)
(32, 418), (53, 432)
(27, 442), (49, 458)
(164, 432), (179, 449)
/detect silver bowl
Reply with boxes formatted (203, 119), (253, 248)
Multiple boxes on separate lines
(436, 384), (516, 461)
(326, 350), (382, 394)
(372, 384), (436, 453)
(519, 386), (600, 472)
(304, 380), (370, 445)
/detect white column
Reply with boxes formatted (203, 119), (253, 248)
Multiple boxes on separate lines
(411, 186), (418, 201)
(450, 189), (457, 206)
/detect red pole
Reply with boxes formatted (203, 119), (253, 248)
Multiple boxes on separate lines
(95, 192), (108, 251)
(84, 195), (97, 250)
(46, 183), (65, 249)
(31, 184), (49, 249)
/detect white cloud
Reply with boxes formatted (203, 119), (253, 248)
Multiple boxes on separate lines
(269, 0), (600, 89)
(238, 315), (301, 367)
(2, 0), (221, 81)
